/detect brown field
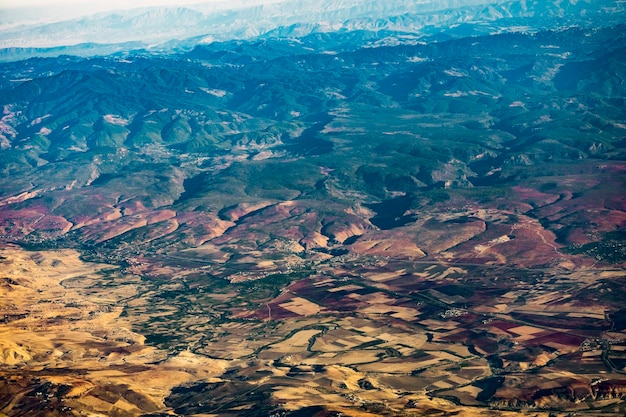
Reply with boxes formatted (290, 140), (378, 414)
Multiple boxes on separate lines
(311, 329), (378, 352)
(279, 296), (323, 316)
(1, 242), (625, 416)
(301, 350), (382, 365)
(266, 329), (321, 354)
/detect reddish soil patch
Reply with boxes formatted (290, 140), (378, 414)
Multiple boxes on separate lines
(526, 332), (586, 348)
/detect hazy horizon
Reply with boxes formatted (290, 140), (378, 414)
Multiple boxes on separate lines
(0, 0), (292, 33)
(2, 0), (259, 9)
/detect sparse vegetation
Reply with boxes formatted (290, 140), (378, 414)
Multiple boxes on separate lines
(0, 14), (625, 417)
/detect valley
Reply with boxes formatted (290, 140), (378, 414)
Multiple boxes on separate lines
(2, 243), (625, 416)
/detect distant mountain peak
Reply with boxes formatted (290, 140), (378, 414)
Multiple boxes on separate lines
(0, 0), (624, 61)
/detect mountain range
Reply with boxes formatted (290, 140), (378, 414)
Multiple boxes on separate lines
(0, 1), (625, 416)
(1, 0), (625, 61)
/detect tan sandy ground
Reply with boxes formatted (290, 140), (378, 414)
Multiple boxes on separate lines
(268, 329), (322, 353)
(0, 246), (229, 416)
(279, 296), (322, 315)
(300, 350), (382, 365)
